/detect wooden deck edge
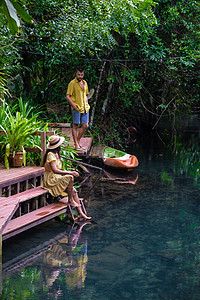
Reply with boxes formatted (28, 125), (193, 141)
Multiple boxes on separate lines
(0, 201), (20, 236)
(2, 201), (69, 241)
(0, 167), (45, 189)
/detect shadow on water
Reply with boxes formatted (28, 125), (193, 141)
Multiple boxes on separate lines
(2, 132), (200, 299)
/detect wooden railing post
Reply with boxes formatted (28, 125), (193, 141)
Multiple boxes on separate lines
(40, 131), (47, 166)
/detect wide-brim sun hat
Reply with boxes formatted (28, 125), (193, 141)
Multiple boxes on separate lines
(47, 135), (65, 149)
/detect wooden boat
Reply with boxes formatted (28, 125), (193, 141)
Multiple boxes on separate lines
(103, 147), (138, 171)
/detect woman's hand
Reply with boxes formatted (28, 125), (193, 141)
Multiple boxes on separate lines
(70, 171), (79, 177)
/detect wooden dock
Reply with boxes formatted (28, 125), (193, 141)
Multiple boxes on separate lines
(0, 125), (93, 241)
(57, 127), (93, 157)
(0, 168), (75, 241)
(0, 166), (45, 235)
(47, 123), (93, 157)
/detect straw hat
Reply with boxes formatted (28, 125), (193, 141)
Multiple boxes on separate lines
(47, 135), (65, 149)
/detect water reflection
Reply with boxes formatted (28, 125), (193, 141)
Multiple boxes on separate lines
(104, 169), (138, 185)
(1, 221), (92, 299)
(42, 222), (89, 290)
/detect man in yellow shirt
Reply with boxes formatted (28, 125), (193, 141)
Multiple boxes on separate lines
(66, 67), (90, 151)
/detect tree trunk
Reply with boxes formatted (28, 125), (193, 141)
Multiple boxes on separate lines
(102, 83), (113, 114)
(21, 51), (32, 95)
(90, 60), (106, 126)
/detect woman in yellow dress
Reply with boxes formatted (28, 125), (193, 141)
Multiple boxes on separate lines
(41, 135), (91, 220)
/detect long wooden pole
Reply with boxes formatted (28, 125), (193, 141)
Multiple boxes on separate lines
(0, 234), (2, 296)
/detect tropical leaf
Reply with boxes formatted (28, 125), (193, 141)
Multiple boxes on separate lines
(12, 2), (32, 23)
(4, 0), (20, 26)
(0, 0), (18, 34)
(0, 0), (32, 34)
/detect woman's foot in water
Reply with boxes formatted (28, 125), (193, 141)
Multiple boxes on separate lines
(77, 212), (92, 220)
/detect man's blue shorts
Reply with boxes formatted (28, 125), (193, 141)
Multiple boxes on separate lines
(72, 110), (89, 124)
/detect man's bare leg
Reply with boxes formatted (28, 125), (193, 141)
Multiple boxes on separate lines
(77, 123), (89, 148)
(72, 123), (80, 149)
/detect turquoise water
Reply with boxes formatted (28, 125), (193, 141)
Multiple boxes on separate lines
(2, 151), (200, 299)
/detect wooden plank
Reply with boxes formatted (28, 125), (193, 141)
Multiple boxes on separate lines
(8, 186), (48, 203)
(2, 198), (70, 240)
(48, 123), (71, 128)
(62, 128), (73, 137)
(61, 127), (93, 156)
(24, 147), (41, 153)
(0, 166), (44, 188)
(76, 137), (93, 156)
(90, 144), (105, 158)
(0, 130), (54, 137)
(32, 131), (55, 136)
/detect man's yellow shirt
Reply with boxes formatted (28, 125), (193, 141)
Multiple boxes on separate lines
(67, 77), (90, 113)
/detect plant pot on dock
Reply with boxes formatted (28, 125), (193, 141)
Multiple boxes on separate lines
(8, 152), (24, 167)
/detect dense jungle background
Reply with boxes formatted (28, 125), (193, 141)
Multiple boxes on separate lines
(0, 0), (199, 149)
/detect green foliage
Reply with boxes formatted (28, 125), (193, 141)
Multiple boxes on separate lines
(25, 122), (49, 166)
(0, 14), (24, 101)
(136, 0), (200, 118)
(24, 0), (156, 57)
(3, 0), (156, 108)
(0, 110), (38, 152)
(61, 137), (79, 171)
(161, 171), (173, 184)
(0, 0), (32, 34)
(0, 99), (41, 168)
(0, 71), (10, 98)
(119, 69), (142, 107)
(174, 134), (200, 188)
(2, 266), (41, 299)
(0, 100), (9, 126)
(0, 0), (199, 147)
(12, 97), (42, 119)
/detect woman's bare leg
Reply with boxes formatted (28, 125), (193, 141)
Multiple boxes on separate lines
(72, 188), (91, 220)
(72, 188), (80, 204)
(66, 179), (79, 207)
(66, 180), (91, 219)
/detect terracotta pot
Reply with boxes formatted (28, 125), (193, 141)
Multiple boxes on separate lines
(8, 152), (24, 167)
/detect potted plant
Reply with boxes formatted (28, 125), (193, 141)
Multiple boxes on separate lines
(0, 101), (40, 169)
